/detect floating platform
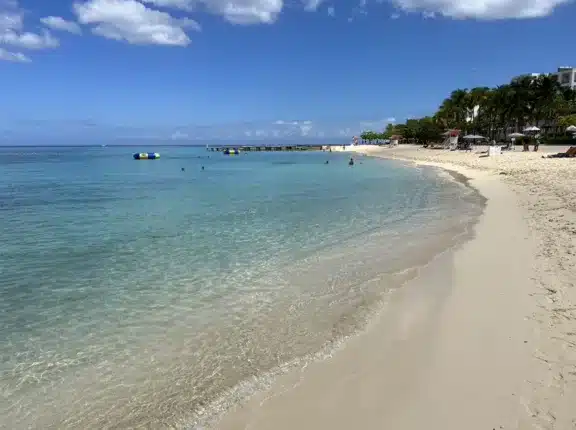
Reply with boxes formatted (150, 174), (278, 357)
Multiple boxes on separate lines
(207, 145), (324, 153)
(133, 152), (160, 160)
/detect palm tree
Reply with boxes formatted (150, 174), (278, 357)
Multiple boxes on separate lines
(465, 87), (492, 135)
(361, 73), (576, 144)
(435, 89), (469, 130)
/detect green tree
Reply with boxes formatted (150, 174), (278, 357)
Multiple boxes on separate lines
(558, 114), (576, 128)
(383, 123), (395, 138)
(361, 75), (576, 144)
(415, 117), (443, 144)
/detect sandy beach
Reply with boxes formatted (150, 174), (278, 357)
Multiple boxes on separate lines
(216, 144), (576, 430)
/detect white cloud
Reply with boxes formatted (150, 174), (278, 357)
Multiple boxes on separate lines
(390, 12), (400, 18)
(142, 0), (195, 10)
(0, 46), (30, 62)
(299, 124), (312, 136)
(0, 29), (59, 49)
(73, 0), (200, 46)
(207, 0), (283, 24)
(327, 6), (335, 15)
(0, 11), (21, 33)
(171, 130), (189, 139)
(40, 16), (82, 34)
(422, 10), (435, 18)
(142, 0), (283, 24)
(359, 118), (396, 129)
(274, 119), (312, 126)
(392, 0), (570, 19)
(1, 2), (59, 50)
(303, 0), (323, 11)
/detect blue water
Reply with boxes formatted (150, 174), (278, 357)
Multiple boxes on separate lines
(0, 146), (483, 429)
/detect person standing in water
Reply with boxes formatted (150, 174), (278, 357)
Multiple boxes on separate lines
(348, 157), (354, 166)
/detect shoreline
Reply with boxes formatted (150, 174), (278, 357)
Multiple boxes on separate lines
(361, 145), (576, 429)
(215, 145), (576, 429)
(193, 159), (484, 430)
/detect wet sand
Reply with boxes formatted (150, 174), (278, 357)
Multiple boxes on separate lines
(215, 145), (576, 429)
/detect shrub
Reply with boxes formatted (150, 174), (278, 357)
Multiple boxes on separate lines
(543, 135), (576, 145)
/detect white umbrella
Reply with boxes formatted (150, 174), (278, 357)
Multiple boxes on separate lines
(508, 132), (525, 138)
(566, 125), (576, 132)
(462, 134), (485, 140)
(524, 126), (540, 132)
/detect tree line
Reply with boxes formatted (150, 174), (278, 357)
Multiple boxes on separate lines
(360, 74), (576, 145)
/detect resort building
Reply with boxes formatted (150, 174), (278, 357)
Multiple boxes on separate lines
(511, 67), (576, 89)
(511, 72), (542, 83)
(551, 67), (576, 89)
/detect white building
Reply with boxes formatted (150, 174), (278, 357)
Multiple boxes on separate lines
(512, 68), (576, 89)
(551, 67), (576, 89)
(512, 72), (542, 82)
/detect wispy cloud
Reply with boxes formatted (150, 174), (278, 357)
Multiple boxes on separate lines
(2, 117), (394, 140)
(303, 0), (324, 11)
(359, 118), (396, 130)
(391, 0), (570, 19)
(0, 1), (59, 57)
(0, 46), (30, 62)
(40, 16), (82, 35)
(0, 29), (59, 49)
(1, 0), (571, 65)
(142, 0), (283, 24)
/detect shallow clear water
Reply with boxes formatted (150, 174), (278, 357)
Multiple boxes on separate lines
(0, 146), (484, 429)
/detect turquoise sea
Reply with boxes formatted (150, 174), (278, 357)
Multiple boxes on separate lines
(0, 145), (484, 429)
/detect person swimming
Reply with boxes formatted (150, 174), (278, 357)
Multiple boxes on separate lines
(348, 158), (354, 166)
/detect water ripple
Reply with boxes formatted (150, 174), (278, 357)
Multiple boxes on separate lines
(0, 147), (484, 429)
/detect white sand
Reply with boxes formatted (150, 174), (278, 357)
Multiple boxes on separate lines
(216, 145), (576, 430)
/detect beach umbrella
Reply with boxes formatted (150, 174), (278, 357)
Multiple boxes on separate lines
(523, 126), (540, 132)
(508, 132), (525, 138)
(566, 125), (576, 132)
(462, 134), (485, 140)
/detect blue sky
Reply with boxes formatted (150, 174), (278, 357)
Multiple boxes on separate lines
(1, 0), (576, 143)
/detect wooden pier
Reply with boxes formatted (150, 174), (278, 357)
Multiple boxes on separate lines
(207, 145), (324, 152)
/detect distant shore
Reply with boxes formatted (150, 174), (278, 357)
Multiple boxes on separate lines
(216, 144), (576, 430)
